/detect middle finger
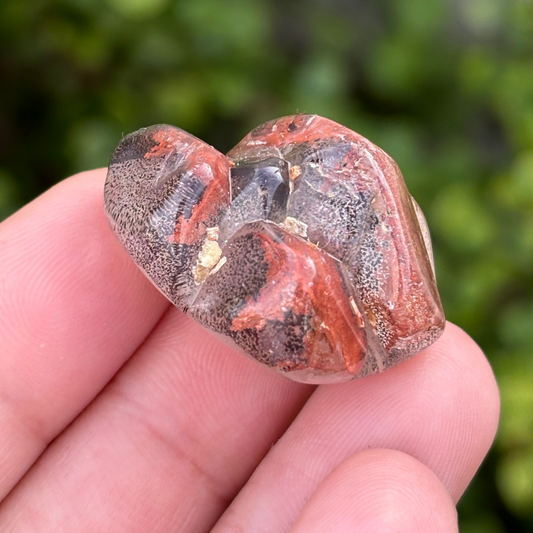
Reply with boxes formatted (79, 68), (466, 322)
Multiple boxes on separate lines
(212, 323), (499, 533)
(0, 309), (311, 532)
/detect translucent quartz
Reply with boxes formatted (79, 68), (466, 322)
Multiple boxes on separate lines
(104, 115), (445, 384)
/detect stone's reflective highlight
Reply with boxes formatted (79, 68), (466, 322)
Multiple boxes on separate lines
(104, 115), (445, 384)
(230, 157), (291, 223)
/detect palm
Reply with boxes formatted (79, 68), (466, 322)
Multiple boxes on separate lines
(0, 170), (499, 532)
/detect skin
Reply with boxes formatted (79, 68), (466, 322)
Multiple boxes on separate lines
(0, 169), (500, 532)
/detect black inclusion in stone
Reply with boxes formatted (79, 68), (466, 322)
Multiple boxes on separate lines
(189, 226), (271, 334)
(230, 157), (290, 223)
(111, 126), (161, 164)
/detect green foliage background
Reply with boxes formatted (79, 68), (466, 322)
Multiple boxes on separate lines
(1, 0), (532, 529)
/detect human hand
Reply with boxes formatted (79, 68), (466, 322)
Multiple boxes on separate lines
(0, 169), (499, 532)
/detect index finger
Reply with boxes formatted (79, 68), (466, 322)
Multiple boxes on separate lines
(0, 169), (169, 501)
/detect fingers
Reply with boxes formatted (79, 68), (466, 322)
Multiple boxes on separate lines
(290, 449), (458, 533)
(212, 323), (500, 532)
(0, 170), (169, 500)
(0, 307), (311, 532)
(0, 167), (499, 533)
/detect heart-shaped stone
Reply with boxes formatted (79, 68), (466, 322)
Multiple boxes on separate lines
(104, 114), (445, 384)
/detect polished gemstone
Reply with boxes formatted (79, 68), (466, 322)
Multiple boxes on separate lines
(104, 115), (445, 384)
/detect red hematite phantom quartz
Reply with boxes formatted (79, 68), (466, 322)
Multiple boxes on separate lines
(104, 114), (445, 384)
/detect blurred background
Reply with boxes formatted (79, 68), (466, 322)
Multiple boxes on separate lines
(0, 0), (532, 530)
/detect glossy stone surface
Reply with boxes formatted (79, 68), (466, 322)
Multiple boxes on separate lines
(104, 114), (445, 384)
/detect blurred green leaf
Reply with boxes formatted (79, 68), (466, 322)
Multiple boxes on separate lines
(497, 357), (533, 447)
(67, 119), (122, 172)
(392, 0), (446, 37)
(290, 52), (351, 119)
(367, 36), (425, 99)
(0, 170), (20, 220)
(459, 47), (499, 96)
(105, 0), (170, 19)
(179, 0), (269, 58)
(431, 182), (496, 252)
(493, 152), (533, 209)
(460, 515), (506, 533)
(460, 0), (507, 36)
(152, 75), (208, 130)
(497, 450), (533, 516)
(493, 62), (533, 149)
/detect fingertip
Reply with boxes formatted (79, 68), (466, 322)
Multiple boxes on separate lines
(290, 449), (458, 533)
(438, 323), (500, 460)
(433, 321), (500, 424)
